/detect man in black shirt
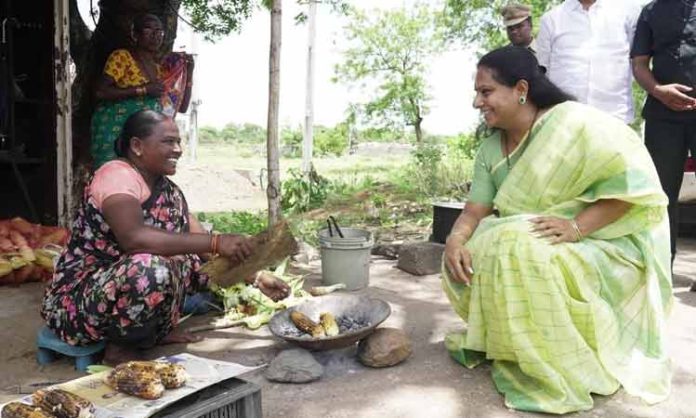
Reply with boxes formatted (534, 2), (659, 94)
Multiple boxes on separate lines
(631, 0), (696, 261)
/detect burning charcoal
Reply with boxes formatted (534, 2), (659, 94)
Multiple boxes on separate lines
(337, 316), (371, 333)
(278, 323), (307, 338)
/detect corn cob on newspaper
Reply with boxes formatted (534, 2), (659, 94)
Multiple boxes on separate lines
(0, 353), (259, 418)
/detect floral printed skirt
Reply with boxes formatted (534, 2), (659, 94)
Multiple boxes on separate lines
(42, 253), (207, 347)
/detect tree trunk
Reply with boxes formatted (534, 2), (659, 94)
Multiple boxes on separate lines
(266, 0), (283, 226)
(69, 0), (181, 194)
(407, 96), (423, 143)
(414, 115), (423, 143)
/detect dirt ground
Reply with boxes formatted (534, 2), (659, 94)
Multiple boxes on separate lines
(1, 240), (695, 417)
(170, 159), (267, 213)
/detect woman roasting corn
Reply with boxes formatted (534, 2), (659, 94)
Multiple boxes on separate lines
(41, 110), (290, 364)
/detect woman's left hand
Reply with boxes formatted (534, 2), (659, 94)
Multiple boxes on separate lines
(530, 216), (579, 245)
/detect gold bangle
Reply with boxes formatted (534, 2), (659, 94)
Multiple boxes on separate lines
(570, 220), (583, 242)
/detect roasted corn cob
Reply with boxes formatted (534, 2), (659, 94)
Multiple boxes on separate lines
(121, 361), (187, 389)
(1, 402), (55, 418)
(31, 389), (95, 418)
(104, 364), (165, 400)
(290, 311), (326, 338)
(319, 312), (339, 337)
(308, 283), (346, 296)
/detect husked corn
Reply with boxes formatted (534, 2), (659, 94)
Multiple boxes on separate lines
(105, 364), (165, 400)
(122, 361), (187, 389)
(1, 402), (55, 418)
(290, 311), (326, 338)
(31, 389), (95, 418)
(319, 312), (339, 337)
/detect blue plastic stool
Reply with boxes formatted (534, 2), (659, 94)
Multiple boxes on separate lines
(36, 326), (105, 371)
(183, 291), (217, 315)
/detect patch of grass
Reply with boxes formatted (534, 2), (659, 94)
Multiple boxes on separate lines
(191, 142), (473, 247)
(197, 211), (267, 235)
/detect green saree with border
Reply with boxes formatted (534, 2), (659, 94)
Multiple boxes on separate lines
(442, 102), (672, 414)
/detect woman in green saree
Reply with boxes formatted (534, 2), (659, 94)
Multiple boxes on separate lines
(443, 46), (672, 414)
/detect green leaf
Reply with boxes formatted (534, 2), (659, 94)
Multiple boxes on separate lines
(86, 365), (112, 374)
(274, 257), (289, 276)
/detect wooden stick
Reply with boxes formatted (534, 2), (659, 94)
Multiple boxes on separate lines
(186, 318), (247, 333)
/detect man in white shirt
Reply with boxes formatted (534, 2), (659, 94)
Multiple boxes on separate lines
(535, 0), (644, 123)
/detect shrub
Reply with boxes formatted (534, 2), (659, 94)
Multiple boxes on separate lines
(281, 126), (303, 158)
(281, 168), (331, 213)
(197, 211), (267, 235)
(315, 124), (349, 156)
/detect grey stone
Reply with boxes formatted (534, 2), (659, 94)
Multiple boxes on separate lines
(396, 241), (445, 275)
(265, 348), (324, 383)
(371, 243), (401, 260)
(293, 241), (320, 264)
(358, 328), (412, 368)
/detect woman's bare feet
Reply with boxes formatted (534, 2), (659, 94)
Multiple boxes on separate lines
(102, 343), (143, 366)
(160, 330), (203, 345)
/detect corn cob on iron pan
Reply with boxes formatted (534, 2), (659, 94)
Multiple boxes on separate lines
(269, 294), (390, 350)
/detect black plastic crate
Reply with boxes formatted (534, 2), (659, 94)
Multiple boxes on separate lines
(152, 377), (262, 418)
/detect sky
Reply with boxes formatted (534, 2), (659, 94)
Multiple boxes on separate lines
(77, 0), (480, 135)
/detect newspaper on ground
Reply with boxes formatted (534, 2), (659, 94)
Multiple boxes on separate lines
(2, 353), (259, 418)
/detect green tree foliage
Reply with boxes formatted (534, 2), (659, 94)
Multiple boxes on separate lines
(180, 0), (348, 40)
(442, 0), (560, 51)
(198, 123), (267, 143)
(314, 124), (349, 156)
(181, 0), (255, 40)
(281, 124), (349, 157)
(334, 5), (445, 143)
(281, 126), (304, 157)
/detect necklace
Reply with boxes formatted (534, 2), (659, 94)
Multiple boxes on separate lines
(503, 108), (540, 170)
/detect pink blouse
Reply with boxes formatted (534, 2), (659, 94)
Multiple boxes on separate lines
(89, 160), (151, 211)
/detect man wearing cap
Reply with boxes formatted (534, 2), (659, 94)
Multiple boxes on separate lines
(501, 3), (536, 53)
(535, 0), (644, 123)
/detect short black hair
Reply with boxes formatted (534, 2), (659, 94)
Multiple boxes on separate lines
(114, 110), (168, 158)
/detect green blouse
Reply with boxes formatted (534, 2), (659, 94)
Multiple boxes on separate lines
(468, 114), (550, 206)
